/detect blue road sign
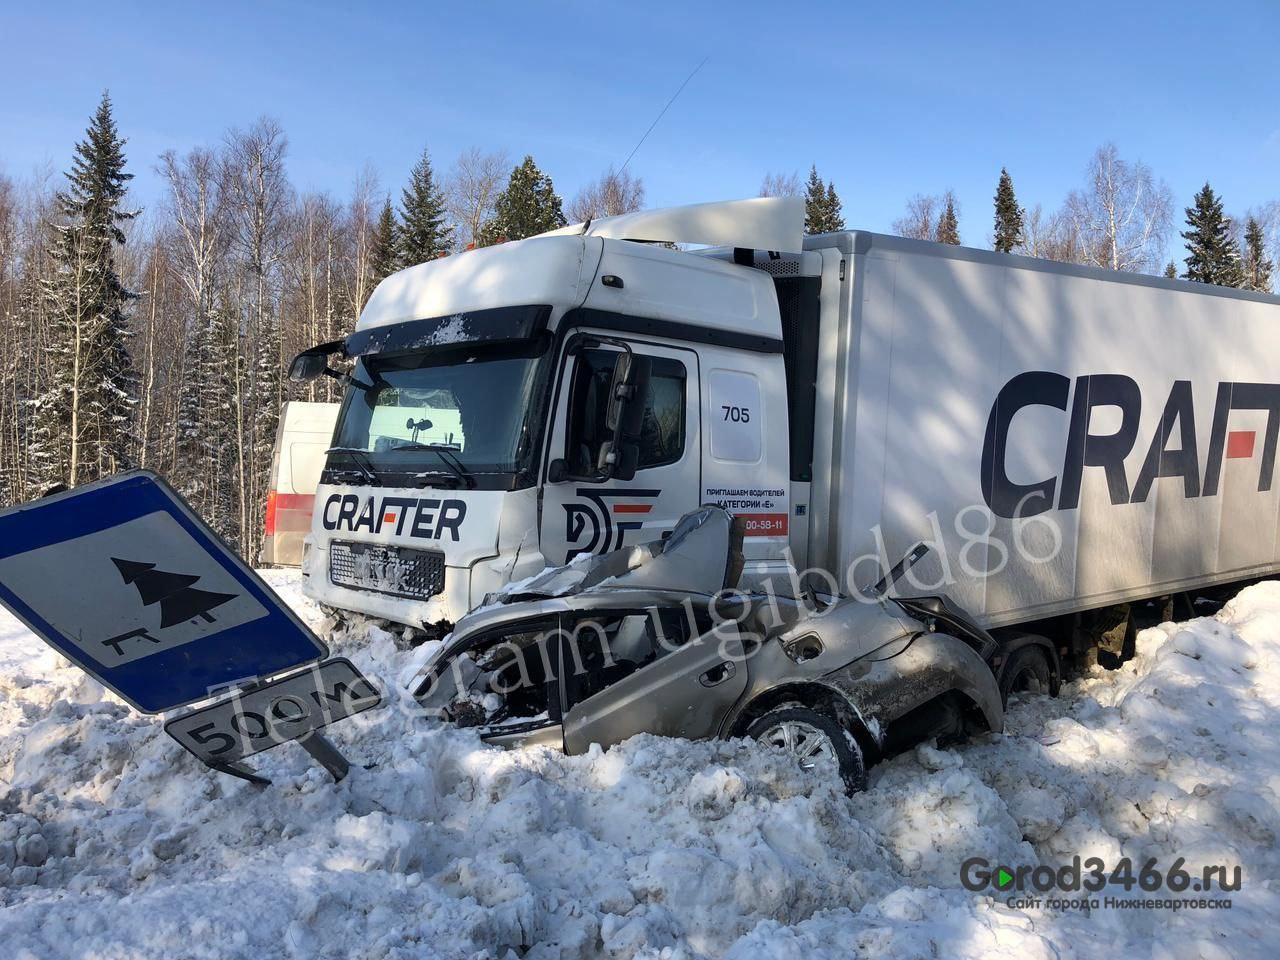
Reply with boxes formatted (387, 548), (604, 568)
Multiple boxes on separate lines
(0, 471), (328, 713)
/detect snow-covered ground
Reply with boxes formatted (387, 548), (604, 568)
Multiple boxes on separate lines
(1, 571), (1277, 959)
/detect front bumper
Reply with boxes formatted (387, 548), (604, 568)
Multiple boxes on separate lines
(303, 539), (472, 630)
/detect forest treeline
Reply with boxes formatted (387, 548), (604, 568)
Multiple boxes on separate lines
(0, 95), (625, 562)
(0, 94), (1274, 563)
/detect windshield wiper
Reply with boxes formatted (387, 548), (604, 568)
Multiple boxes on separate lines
(325, 447), (380, 484)
(387, 442), (476, 488)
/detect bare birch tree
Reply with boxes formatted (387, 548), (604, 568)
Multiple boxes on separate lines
(222, 117), (289, 557)
(1064, 144), (1172, 274)
(285, 192), (343, 402)
(1019, 204), (1081, 262)
(159, 147), (226, 327)
(445, 147), (509, 250)
(342, 167), (378, 329)
(568, 166), (646, 222)
(893, 193), (943, 241)
(759, 171), (802, 198)
(890, 192), (962, 241)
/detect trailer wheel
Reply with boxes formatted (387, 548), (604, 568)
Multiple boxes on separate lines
(747, 707), (867, 794)
(998, 645), (1053, 707)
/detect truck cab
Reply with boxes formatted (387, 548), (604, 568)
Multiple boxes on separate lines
(293, 198), (817, 636)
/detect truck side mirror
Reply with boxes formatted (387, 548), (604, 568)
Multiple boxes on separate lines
(608, 356), (651, 482)
(617, 356), (651, 437)
(593, 355), (651, 482)
(596, 434), (643, 483)
(554, 346), (651, 485)
(289, 339), (346, 383)
(289, 349), (329, 383)
(605, 352), (634, 432)
(611, 443), (641, 483)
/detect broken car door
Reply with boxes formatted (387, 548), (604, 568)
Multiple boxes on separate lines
(416, 617), (566, 749)
(559, 606), (749, 754)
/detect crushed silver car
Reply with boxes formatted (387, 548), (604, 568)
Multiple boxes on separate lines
(412, 507), (1003, 792)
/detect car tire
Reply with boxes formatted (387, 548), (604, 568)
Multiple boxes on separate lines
(998, 644), (1053, 707)
(747, 707), (867, 794)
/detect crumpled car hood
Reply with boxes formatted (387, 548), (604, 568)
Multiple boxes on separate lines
(486, 506), (743, 605)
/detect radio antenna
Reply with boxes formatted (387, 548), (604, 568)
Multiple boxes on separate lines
(619, 57), (708, 175)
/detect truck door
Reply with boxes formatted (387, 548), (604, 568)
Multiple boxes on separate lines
(542, 340), (701, 563)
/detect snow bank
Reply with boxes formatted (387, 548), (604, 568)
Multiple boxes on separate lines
(1, 572), (1277, 958)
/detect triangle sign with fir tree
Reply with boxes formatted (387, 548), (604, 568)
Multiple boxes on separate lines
(111, 557), (237, 629)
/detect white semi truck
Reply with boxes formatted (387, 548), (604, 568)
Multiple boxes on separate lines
(290, 197), (1280, 670)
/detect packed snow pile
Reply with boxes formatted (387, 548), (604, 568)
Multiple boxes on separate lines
(1, 572), (1277, 959)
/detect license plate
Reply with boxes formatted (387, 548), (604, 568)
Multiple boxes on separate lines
(164, 658), (381, 765)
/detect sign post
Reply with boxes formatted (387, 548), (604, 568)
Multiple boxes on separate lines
(0, 471), (381, 783)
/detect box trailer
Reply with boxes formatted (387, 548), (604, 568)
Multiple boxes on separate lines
(802, 229), (1280, 629)
(289, 198), (1280, 650)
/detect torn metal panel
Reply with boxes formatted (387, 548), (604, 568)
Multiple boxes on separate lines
(414, 506), (1002, 779)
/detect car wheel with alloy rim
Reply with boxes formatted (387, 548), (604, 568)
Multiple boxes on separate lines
(747, 706), (866, 794)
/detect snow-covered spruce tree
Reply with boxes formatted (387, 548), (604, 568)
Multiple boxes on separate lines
(993, 168), (1024, 253)
(370, 196), (400, 282)
(803, 167), (826, 234)
(223, 118), (288, 558)
(251, 302), (281, 550)
(174, 319), (205, 501)
(1242, 216), (1273, 293)
(803, 167), (845, 234)
(7, 272), (46, 501)
(936, 196), (960, 245)
(823, 182), (846, 233)
(176, 290), (240, 528)
(201, 293), (241, 532)
(478, 156), (566, 245)
(398, 148), (451, 266)
(33, 92), (139, 490)
(1164, 262), (1178, 279)
(1181, 183), (1243, 287)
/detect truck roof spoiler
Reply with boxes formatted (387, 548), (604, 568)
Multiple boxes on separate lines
(538, 197), (805, 254)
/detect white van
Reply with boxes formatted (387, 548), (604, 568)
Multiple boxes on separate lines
(261, 401), (339, 567)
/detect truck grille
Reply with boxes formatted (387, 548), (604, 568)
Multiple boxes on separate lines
(328, 540), (445, 601)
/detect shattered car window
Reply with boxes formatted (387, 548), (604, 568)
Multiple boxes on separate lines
(446, 626), (559, 728)
(561, 607), (698, 707)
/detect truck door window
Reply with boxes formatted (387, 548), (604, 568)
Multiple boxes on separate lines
(566, 350), (686, 474)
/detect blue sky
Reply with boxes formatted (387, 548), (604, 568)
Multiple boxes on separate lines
(2, 0), (1277, 253)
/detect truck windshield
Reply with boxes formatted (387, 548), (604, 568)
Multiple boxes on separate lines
(329, 339), (550, 488)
